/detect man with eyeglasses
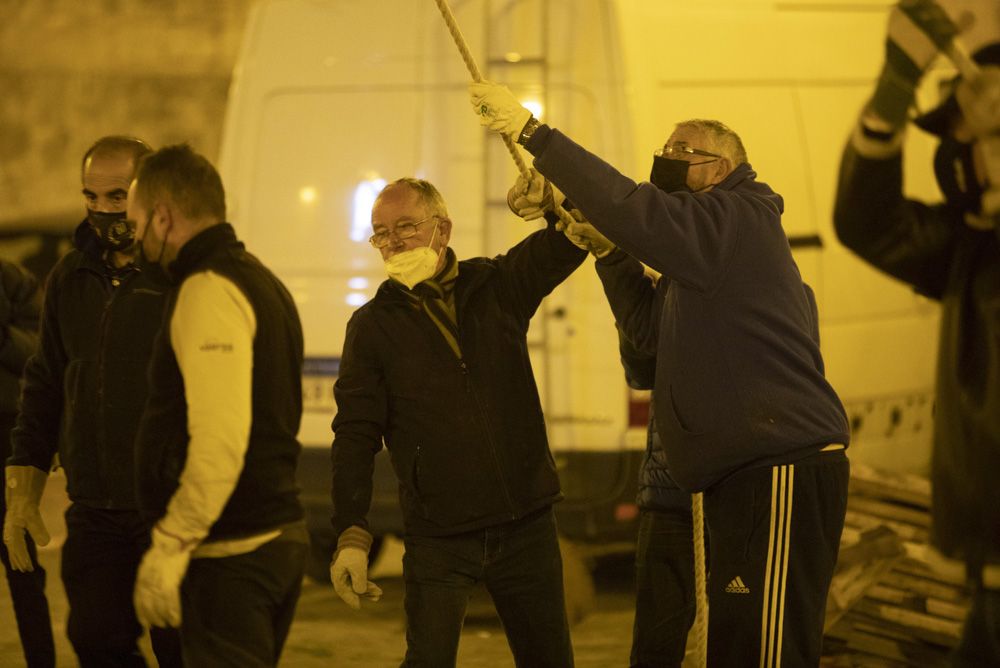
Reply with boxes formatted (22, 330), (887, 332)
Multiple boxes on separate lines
(474, 80), (850, 666)
(328, 177), (586, 667)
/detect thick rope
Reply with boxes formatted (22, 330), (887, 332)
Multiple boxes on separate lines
(692, 492), (709, 667)
(431, 0), (575, 229)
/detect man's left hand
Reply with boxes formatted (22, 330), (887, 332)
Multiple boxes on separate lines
(564, 211), (616, 258)
(133, 526), (194, 628)
(469, 81), (533, 141)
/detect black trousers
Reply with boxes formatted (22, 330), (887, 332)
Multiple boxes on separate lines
(180, 534), (307, 667)
(630, 507), (696, 668)
(62, 502), (182, 667)
(401, 506), (574, 667)
(703, 449), (849, 667)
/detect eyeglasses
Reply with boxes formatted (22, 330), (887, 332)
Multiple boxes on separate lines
(654, 143), (721, 159)
(369, 215), (439, 248)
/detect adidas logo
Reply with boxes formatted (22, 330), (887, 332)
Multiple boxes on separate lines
(725, 576), (750, 594)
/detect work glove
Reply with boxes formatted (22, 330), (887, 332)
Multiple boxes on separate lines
(507, 168), (565, 222)
(563, 210), (616, 258)
(330, 526), (382, 610)
(133, 525), (195, 628)
(469, 81), (534, 142)
(3, 465), (50, 572)
(868, 0), (958, 128)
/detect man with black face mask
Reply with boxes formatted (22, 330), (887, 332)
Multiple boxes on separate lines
(833, 1), (1000, 662)
(4, 135), (182, 667)
(485, 101), (850, 664)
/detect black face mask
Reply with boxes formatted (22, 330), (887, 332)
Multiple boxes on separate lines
(650, 155), (692, 193)
(934, 139), (983, 215)
(87, 210), (135, 251)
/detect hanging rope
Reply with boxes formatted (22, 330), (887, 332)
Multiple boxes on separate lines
(691, 492), (709, 667)
(431, 0), (575, 229)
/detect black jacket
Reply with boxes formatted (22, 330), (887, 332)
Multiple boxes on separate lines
(135, 224), (305, 540)
(835, 142), (1000, 567)
(616, 309), (690, 514)
(0, 260), (41, 417)
(331, 225), (586, 538)
(9, 220), (169, 510)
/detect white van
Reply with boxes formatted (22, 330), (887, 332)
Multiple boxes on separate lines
(218, 0), (948, 577)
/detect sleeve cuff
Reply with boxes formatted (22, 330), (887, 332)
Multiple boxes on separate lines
(336, 525), (373, 553)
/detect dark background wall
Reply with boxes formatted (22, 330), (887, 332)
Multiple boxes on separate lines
(0, 0), (254, 227)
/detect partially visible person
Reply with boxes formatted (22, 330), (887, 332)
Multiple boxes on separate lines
(129, 144), (308, 667)
(509, 173), (696, 668)
(4, 135), (183, 667)
(619, 328), (695, 668)
(476, 84), (851, 663)
(832, 2), (1000, 664)
(329, 177), (586, 667)
(0, 259), (54, 667)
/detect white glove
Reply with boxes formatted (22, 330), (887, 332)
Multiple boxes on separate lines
(507, 168), (565, 221)
(3, 465), (50, 572)
(564, 211), (616, 258)
(133, 525), (194, 628)
(331, 547), (382, 610)
(469, 81), (533, 141)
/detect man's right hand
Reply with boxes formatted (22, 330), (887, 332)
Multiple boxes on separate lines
(507, 168), (564, 222)
(869, 0), (958, 128)
(2, 465), (50, 572)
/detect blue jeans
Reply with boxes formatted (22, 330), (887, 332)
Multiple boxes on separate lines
(951, 584), (1000, 667)
(180, 531), (307, 667)
(401, 506), (573, 667)
(630, 508), (696, 668)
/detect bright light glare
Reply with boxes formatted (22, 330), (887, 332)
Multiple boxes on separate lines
(505, 52), (522, 63)
(299, 186), (317, 204)
(346, 292), (368, 306)
(352, 177), (387, 242)
(348, 276), (369, 290)
(521, 99), (543, 120)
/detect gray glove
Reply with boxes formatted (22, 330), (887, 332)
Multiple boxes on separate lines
(507, 169), (565, 221)
(3, 465), (50, 572)
(869, 0), (958, 128)
(563, 211), (616, 258)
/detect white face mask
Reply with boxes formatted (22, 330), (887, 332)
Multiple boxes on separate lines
(384, 222), (442, 289)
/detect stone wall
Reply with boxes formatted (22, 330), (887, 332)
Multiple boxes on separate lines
(0, 0), (254, 226)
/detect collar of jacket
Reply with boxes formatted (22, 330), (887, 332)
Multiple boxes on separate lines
(166, 222), (243, 283)
(73, 218), (106, 263)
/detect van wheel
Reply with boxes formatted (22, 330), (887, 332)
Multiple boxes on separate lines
(559, 536), (595, 624)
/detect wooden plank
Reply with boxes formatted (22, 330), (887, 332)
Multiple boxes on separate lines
(881, 570), (968, 604)
(866, 584), (969, 621)
(850, 463), (931, 508)
(843, 510), (929, 542)
(854, 600), (963, 644)
(848, 498), (932, 529)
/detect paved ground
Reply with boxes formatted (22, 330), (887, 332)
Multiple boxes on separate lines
(0, 471), (640, 667)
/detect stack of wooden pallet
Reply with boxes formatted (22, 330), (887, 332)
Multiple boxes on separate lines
(822, 464), (971, 667)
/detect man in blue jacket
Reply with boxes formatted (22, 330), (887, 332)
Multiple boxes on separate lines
(329, 177), (586, 667)
(475, 87), (850, 664)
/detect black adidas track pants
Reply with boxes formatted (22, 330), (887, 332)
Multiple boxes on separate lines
(702, 448), (849, 667)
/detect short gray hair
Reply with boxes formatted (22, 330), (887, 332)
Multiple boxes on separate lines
(375, 178), (449, 219)
(675, 119), (748, 166)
